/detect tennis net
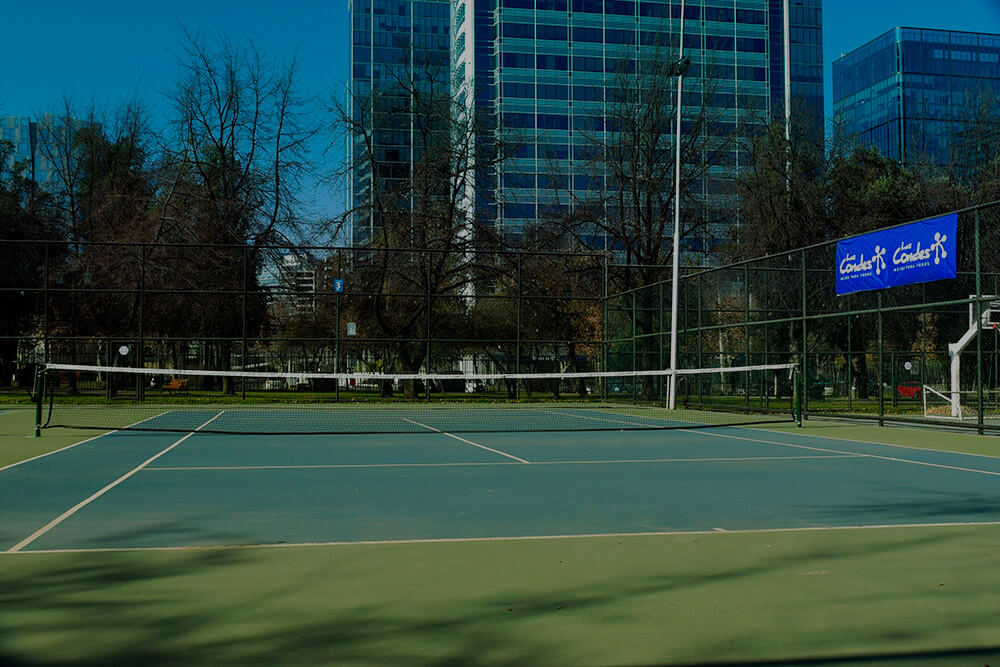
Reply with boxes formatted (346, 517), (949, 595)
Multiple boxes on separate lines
(37, 362), (800, 435)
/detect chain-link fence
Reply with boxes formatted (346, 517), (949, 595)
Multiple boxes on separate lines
(607, 200), (1000, 433)
(0, 239), (677, 401)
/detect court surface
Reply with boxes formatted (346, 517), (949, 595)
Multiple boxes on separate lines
(5, 413), (1000, 553)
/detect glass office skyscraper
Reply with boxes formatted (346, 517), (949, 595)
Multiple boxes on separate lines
(833, 27), (1000, 166)
(351, 0), (824, 252)
(349, 0), (452, 245)
(1, 115), (61, 188)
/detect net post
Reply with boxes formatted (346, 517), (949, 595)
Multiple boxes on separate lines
(33, 365), (44, 437)
(795, 366), (803, 427)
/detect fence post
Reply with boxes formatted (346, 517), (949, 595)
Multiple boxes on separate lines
(241, 245), (248, 400)
(847, 313), (853, 411)
(600, 254), (607, 400)
(631, 289), (637, 375)
(976, 209), (984, 434)
(517, 252), (523, 399)
(763, 267), (768, 411)
(800, 250), (808, 419)
(744, 264), (750, 409)
(877, 291), (884, 427)
(335, 248), (341, 402)
(106, 336), (112, 400)
(697, 273), (703, 408)
(137, 245), (145, 401)
(890, 351), (896, 409)
(425, 252), (432, 401)
(43, 243), (49, 366)
(659, 281), (664, 367)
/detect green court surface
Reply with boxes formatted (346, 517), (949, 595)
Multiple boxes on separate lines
(3, 409), (1000, 665)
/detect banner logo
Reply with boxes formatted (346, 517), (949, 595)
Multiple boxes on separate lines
(836, 213), (957, 296)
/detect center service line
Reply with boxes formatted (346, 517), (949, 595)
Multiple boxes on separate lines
(7, 411), (226, 553)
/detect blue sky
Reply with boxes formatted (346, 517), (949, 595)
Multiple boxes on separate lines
(2, 0), (998, 218)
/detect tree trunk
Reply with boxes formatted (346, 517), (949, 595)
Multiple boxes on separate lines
(0, 339), (16, 387)
(854, 354), (870, 399)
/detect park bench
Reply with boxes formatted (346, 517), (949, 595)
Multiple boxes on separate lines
(162, 378), (189, 392)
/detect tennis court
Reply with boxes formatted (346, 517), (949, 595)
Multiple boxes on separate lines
(6, 404), (1000, 554)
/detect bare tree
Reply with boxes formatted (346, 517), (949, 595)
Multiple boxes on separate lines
(951, 90), (1000, 204)
(542, 43), (753, 292)
(160, 32), (315, 385)
(329, 56), (516, 395)
(165, 31), (314, 246)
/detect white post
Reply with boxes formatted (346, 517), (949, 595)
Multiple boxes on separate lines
(950, 352), (962, 418)
(668, 0), (685, 410)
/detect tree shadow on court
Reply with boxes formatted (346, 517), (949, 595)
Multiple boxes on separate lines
(815, 487), (1000, 523)
(1, 526), (999, 666)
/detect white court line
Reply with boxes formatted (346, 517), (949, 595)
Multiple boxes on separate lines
(749, 423), (1000, 461)
(6, 411), (225, 554)
(6, 519), (1000, 555)
(401, 417), (530, 464)
(538, 408), (673, 428)
(541, 409), (1000, 478)
(0, 411), (170, 474)
(688, 429), (1000, 478)
(145, 454), (854, 472)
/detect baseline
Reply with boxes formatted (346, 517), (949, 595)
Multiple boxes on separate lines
(7, 519), (1000, 555)
(6, 411), (224, 553)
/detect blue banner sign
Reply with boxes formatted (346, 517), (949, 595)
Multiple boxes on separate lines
(836, 213), (957, 296)
(333, 278), (344, 293)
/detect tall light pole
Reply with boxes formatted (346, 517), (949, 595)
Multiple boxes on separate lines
(668, 0), (688, 409)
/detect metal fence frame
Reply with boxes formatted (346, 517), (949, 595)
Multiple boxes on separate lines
(606, 200), (1000, 434)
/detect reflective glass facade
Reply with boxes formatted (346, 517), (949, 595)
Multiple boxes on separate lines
(349, 0), (452, 245)
(1, 115), (60, 187)
(351, 0), (824, 253)
(833, 27), (1000, 165)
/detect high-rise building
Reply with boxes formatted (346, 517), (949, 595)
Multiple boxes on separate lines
(1, 115), (61, 187)
(349, 0), (452, 246)
(350, 0), (824, 253)
(833, 27), (1000, 166)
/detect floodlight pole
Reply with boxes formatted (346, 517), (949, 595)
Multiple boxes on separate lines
(668, 0), (686, 409)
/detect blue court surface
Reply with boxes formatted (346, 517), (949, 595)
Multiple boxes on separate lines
(4, 418), (1000, 553)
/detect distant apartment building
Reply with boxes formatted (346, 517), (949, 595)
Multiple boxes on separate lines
(833, 27), (1000, 166)
(259, 254), (318, 314)
(350, 0), (824, 255)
